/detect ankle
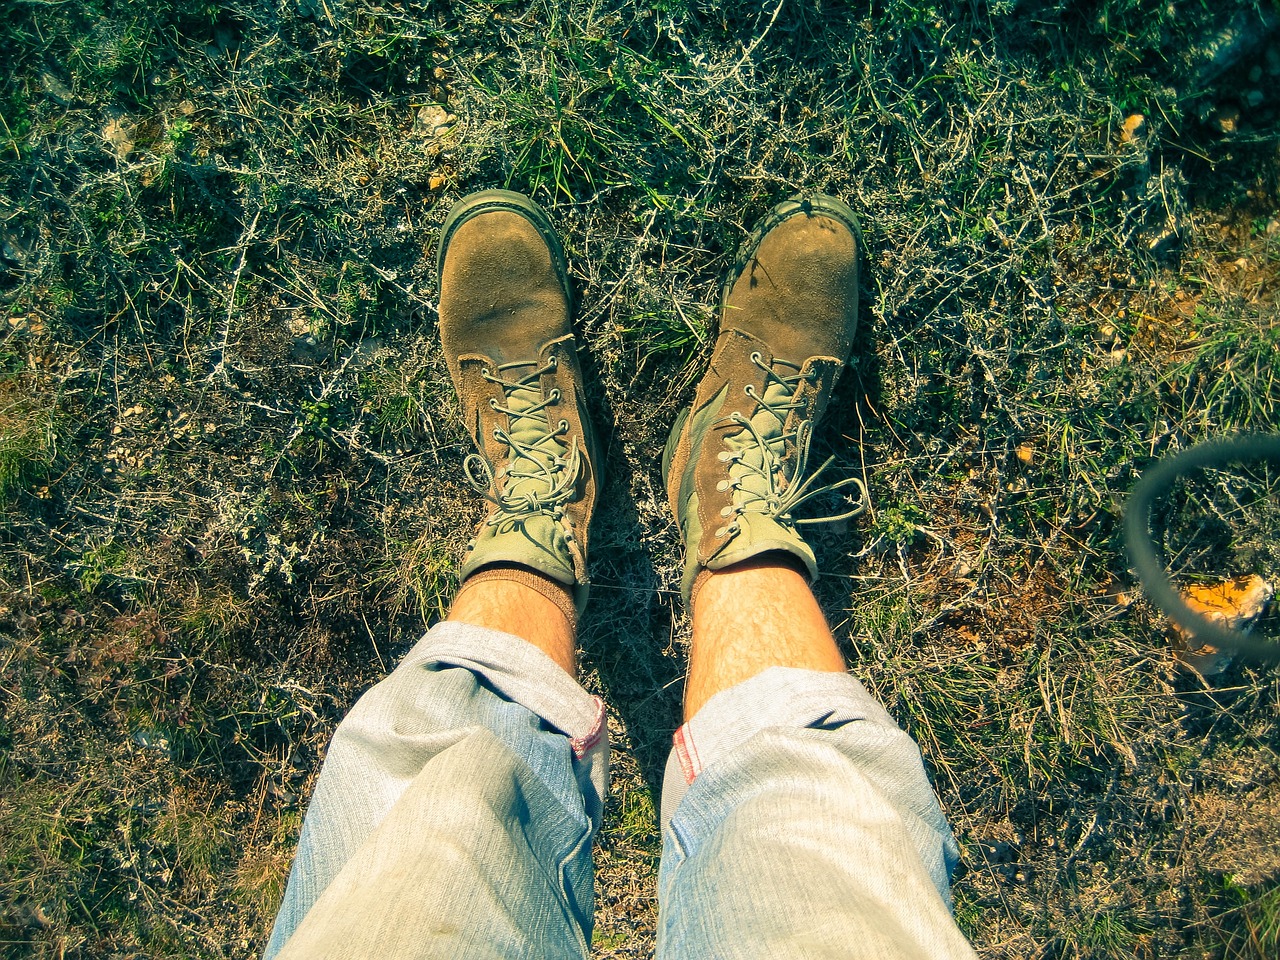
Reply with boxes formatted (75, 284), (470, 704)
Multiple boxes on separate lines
(463, 564), (578, 627)
(689, 552), (811, 607)
(685, 557), (843, 720)
(450, 566), (577, 674)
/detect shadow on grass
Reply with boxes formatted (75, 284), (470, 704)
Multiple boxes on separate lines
(575, 345), (684, 803)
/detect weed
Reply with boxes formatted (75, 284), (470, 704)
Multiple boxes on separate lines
(1059, 905), (1149, 954)
(232, 814), (300, 917)
(73, 541), (137, 594)
(871, 505), (925, 546)
(616, 306), (710, 378)
(0, 378), (51, 508)
(356, 349), (451, 448)
(1221, 878), (1280, 959)
(166, 116), (193, 150)
(374, 532), (458, 629)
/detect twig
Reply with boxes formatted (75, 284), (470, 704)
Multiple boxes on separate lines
(209, 210), (261, 385)
(710, 0), (788, 92)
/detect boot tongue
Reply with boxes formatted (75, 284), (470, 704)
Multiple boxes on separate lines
(724, 375), (794, 512)
(708, 369), (817, 580)
(463, 364), (576, 587)
(500, 373), (564, 505)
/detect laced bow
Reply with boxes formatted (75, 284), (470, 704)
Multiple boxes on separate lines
(464, 356), (582, 532)
(714, 351), (867, 537)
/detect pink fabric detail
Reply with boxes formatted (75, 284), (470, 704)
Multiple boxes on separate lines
(673, 723), (703, 784)
(570, 696), (606, 760)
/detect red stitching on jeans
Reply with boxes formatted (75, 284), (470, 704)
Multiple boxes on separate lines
(673, 724), (701, 784)
(570, 696), (606, 759)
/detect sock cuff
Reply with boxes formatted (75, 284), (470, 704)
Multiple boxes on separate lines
(689, 567), (714, 607)
(461, 565), (578, 630)
(690, 552), (811, 608)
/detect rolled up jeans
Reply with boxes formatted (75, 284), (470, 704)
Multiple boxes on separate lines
(263, 622), (976, 959)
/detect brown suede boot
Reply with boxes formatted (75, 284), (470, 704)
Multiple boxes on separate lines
(436, 189), (599, 610)
(662, 195), (868, 603)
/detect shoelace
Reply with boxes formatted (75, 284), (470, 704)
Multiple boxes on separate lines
(464, 356), (581, 534)
(713, 351), (867, 538)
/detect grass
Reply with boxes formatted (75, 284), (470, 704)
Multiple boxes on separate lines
(0, 377), (52, 508)
(1, 0), (1279, 957)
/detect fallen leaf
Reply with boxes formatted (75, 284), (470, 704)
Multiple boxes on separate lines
(102, 116), (135, 160)
(1172, 575), (1273, 675)
(1119, 113), (1145, 143)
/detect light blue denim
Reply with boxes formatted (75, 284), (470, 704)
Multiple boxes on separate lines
(264, 621), (976, 959)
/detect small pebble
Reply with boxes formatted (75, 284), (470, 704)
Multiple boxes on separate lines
(1212, 105), (1240, 133)
(414, 104), (456, 139)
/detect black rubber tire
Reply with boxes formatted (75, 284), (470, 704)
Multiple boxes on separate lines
(1125, 434), (1280, 663)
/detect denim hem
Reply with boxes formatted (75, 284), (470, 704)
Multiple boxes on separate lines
(418, 621), (606, 747)
(262, 620), (609, 960)
(659, 667), (898, 829)
(413, 621), (609, 813)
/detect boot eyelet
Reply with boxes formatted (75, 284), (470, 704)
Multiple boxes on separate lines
(716, 480), (729, 492)
(550, 388), (562, 402)
(717, 451), (732, 462)
(558, 419), (569, 431)
(714, 526), (727, 538)
(720, 506), (732, 517)
(750, 351), (762, 363)
(489, 398), (499, 409)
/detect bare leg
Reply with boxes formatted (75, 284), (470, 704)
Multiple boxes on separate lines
(685, 557), (845, 721)
(663, 197), (863, 722)
(435, 191), (594, 684)
(449, 578), (576, 676)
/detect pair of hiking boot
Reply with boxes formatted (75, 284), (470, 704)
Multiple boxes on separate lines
(436, 189), (866, 611)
